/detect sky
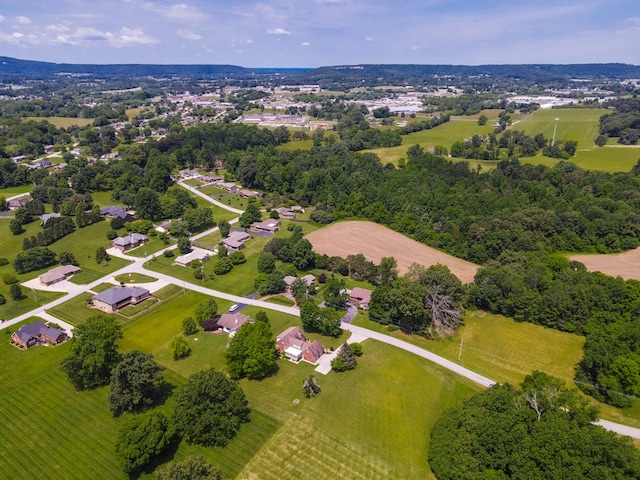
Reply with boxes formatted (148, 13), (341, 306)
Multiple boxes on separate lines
(0, 0), (639, 68)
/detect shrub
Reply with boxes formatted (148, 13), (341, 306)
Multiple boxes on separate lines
(213, 257), (233, 275)
(106, 230), (118, 240)
(3, 274), (19, 285)
(229, 250), (246, 265)
(201, 318), (219, 331)
(0, 293), (6, 305)
(0, 257), (9, 266)
(163, 249), (174, 258)
(10, 284), (26, 301)
(182, 317), (198, 335)
(350, 342), (363, 357)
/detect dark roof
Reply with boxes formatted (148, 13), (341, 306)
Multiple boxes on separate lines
(306, 340), (325, 361)
(93, 286), (150, 307)
(13, 320), (65, 345)
(100, 206), (126, 216)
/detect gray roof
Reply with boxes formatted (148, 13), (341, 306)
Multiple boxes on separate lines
(217, 313), (252, 332)
(14, 320), (65, 345)
(41, 212), (61, 224)
(39, 265), (81, 284)
(100, 206), (126, 216)
(93, 286), (149, 307)
(113, 233), (148, 247)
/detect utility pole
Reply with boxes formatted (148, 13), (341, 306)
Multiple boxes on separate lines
(552, 117), (559, 146)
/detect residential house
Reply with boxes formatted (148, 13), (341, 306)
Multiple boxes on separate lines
(290, 206), (305, 212)
(70, 148), (83, 157)
(174, 248), (210, 267)
(218, 182), (239, 194)
(349, 287), (372, 310)
(39, 265), (81, 286)
(155, 221), (171, 234)
(11, 155), (26, 163)
(240, 189), (260, 199)
(179, 169), (199, 178)
(93, 286), (151, 313)
(111, 233), (149, 252)
(53, 163), (67, 173)
(216, 313), (252, 336)
(277, 207), (296, 219)
(284, 274), (316, 288)
(198, 175), (221, 184)
(250, 219), (280, 234)
(222, 231), (250, 250)
(276, 326), (325, 363)
(12, 320), (68, 349)
(7, 197), (31, 211)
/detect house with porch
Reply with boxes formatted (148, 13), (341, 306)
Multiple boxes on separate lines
(93, 286), (151, 313)
(276, 326), (325, 364)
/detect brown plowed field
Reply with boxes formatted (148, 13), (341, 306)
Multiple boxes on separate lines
(569, 248), (640, 280)
(306, 221), (479, 283)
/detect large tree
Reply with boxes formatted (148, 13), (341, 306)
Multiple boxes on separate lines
(108, 350), (164, 415)
(429, 372), (640, 480)
(225, 314), (278, 380)
(173, 368), (250, 446)
(61, 315), (123, 390)
(239, 201), (261, 228)
(115, 411), (174, 473)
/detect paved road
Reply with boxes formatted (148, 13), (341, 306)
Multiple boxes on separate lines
(3, 185), (640, 439)
(177, 180), (245, 215)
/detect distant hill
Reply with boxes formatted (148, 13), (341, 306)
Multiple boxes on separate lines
(0, 56), (309, 78)
(1, 56), (639, 82)
(303, 63), (640, 81)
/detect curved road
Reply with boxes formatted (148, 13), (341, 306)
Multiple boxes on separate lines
(3, 183), (640, 439)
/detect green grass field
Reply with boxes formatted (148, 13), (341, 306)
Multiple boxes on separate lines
(353, 310), (584, 387)
(114, 273), (157, 283)
(27, 116), (94, 128)
(512, 108), (640, 173)
(365, 113), (496, 165)
(0, 185), (33, 197)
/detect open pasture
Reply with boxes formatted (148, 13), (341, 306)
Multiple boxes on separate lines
(26, 116), (94, 128)
(306, 220), (479, 283)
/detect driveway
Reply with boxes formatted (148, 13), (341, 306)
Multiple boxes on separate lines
(341, 303), (357, 323)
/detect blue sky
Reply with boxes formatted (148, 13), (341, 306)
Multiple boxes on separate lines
(0, 0), (638, 67)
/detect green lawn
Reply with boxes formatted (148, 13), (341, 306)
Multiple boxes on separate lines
(264, 295), (295, 307)
(126, 235), (175, 258)
(353, 310), (584, 387)
(512, 108), (640, 173)
(114, 273), (157, 284)
(277, 139), (314, 151)
(365, 113), (496, 165)
(0, 185), (33, 197)
(198, 186), (251, 210)
(27, 116), (94, 128)
(172, 184), (240, 225)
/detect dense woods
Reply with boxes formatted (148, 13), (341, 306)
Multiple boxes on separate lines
(429, 372), (640, 479)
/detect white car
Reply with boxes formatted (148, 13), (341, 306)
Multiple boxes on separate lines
(229, 304), (239, 312)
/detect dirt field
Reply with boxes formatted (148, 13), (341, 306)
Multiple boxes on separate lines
(569, 248), (640, 280)
(306, 221), (479, 283)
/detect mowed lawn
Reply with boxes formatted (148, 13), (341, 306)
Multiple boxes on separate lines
(365, 114), (496, 165)
(353, 310), (584, 387)
(0, 220), (67, 320)
(512, 108), (640, 173)
(26, 116), (94, 128)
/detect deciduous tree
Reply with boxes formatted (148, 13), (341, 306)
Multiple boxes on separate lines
(108, 350), (164, 415)
(115, 411), (174, 473)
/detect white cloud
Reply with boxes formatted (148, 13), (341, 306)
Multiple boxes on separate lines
(302, 41), (310, 46)
(267, 28), (291, 35)
(177, 29), (201, 40)
(150, 3), (208, 22)
(0, 15), (6, 23)
(365, 36), (373, 41)
(246, 38), (254, 44)
(110, 27), (158, 47)
(15, 16), (31, 25)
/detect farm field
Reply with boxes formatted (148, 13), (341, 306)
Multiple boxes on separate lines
(568, 247), (640, 281)
(365, 113), (496, 165)
(26, 116), (94, 128)
(512, 108), (640, 172)
(306, 220), (479, 283)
